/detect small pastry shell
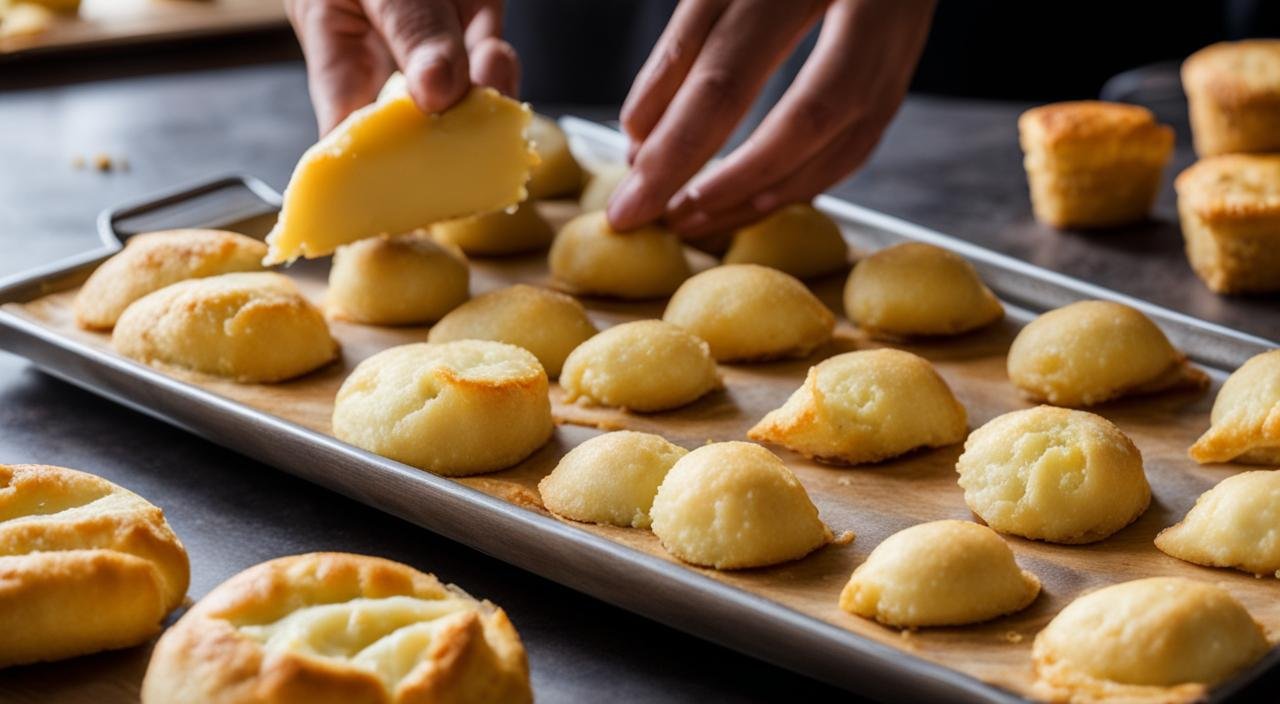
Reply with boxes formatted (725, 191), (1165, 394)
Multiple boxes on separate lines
(723, 203), (848, 279)
(1156, 471), (1280, 577)
(1190, 349), (1280, 464)
(538, 430), (688, 529)
(1182, 40), (1280, 157)
(559, 320), (721, 412)
(549, 211), (690, 299)
(327, 231), (469, 325)
(431, 201), (555, 256)
(526, 114), (585, 199)
(1175, 154), (1280, 294)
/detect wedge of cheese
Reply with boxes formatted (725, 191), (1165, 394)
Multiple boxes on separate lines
(265, 78), (537, 264)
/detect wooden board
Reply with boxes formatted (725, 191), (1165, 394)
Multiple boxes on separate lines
(3, 199), (1276, 701)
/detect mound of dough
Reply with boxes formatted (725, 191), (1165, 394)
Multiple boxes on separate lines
(559, 320), (720, 412)
(327, 232), (468, 325)
(334, 341), (552, 476)
(839, 520), (1040, 627)
(141, 552), (531, 704)
(1189, 349), (1280, 465)
(1032, 578), (1268, 702)
(549, 211), (690, 299)
(538, 431), (688, 528)
(957, 406), (1150, 544)
(526, 114), (585, 199)
(723, 204), (847, 279)
(112, 272), (338, 383)
(650, 442), (832, 569)
(1008, 300), (1207, 407)
(663, 264), (834, 362)
(74, 228), (266, 330)
(431, 201), (555, 256)
(579, 163), (628, 211)
(749, 349), (967, 465)
(1156, 471), (1280, 577)
(428, 284), (596, 378)
(843, 242), (1004, 338)
(0, 464), (189, 666)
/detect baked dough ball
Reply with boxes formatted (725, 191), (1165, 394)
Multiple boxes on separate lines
(579, 163), (628, 211)
(538, 430), (687, 529)
(1182, 40), (1280, 157)
(74, 228), (266, 329)
(559, 320), (720, 412)
(526, 114), (585, 199)
(431, 201), (555, 256)
(839, 520), (1040, 628)
(549, 211), (690, 299)
(1156, 471), (1280, 577)
(327, 231), (469, 325)
(650, 442), (832, 569)
(0, 464), (189, 666)
(113, 272), (338, 383)
(723, 204), (847, 279)
(427, 284), (597, 378)
(1175, 155), (1280, 294)
(333, 340), (553, 476)
(843, 243), (1003, 339)
(663, 264), (834, 362)
(1190, 350), (1280, 464)
(141, 552), (531, 704)
(1007, 300), (1207, 407)
(748, 349), (967, 465)
(957, 406), (1150, 544)
(1031, 578), (1268, 702)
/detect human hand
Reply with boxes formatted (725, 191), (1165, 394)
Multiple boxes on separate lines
(285, 0), (518, 134)
(610, 0), (935, 238)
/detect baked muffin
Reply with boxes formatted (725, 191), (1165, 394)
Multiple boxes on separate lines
(723, 203), (848, 279)
(1182, 40), (1280, 156)
(142, 552), (531, 704)
(579, 163), (628, 212)
(1018, 101), (1174, 229)
(663, 264), (835, 362)
(431, 201), (555, 256)
(549, 211), (690, 299)
(327, 232), (469, 325)
(333, 341), (553, 476)
(1174, 154), (1280, 293)
(538, 430), (687, 529)
(526, 114), (585, 199)
(1189, 349), (1280, 464)
(113, 272), (338, 383)
(74, 228), (266, 330)
(1156, 471), (1280, 577)
(559, 320), (721, 412)
(839, 520), (1040, 628)
(749, 349), (967, 465)
(0, 464), (189, 666)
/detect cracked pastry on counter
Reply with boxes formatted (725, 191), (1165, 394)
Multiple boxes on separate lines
(1031, 577), (1269, 703)
(559, 320), (720, 412)
(1175, 154), (1280, 294)
(723, 203), (848, 279)
(431, 201), (555, 256)
(549, 211), (690, 299)
(1007, 300), (1207, 407)
(663, 264), (834, 362)
(74, 228), (266, 330)
(649, 442), (833, 569)
(0, 463), (189, 667)
(327, 231), (469, 325)
(1156, 471), (1280, 577)
(333, 340), (553, 476)
(839, 520), (1040, 628)
(578, 163), (628, 212)
(1189, 349), (1280, 464)
(141, 552), (531, 704)
(956, 406), (1150, 544)
(112, 272), (338, 383)
(538, 430), (688, 529)
(1182, 39), (1280, 157)
(748, 348), (967, 465)
(526, 114), (585, 199)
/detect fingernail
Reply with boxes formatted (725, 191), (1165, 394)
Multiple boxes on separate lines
(607, 172), (648, 228)
(752, 191), (779, 213)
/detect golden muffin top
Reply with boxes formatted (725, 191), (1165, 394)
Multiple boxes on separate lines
(1175, 154), (1280, 222)
(1018, 100), (1172, 148)
(1183, 39), (1280, 105)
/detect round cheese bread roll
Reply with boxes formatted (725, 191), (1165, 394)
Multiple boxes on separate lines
(0, 464), (189, 667)
(579, 163), (628, 211)
(427, 284), (596, 378)
(327, 232), (469, 325)
(663, 264), (834, 362)
(559, 320), (720, 412)
(1007, 300), (1207, 407)
(839, 520), (1040, 627)
(650, 442), (832, 569)
(1032, 578), (1268, 702)
(957, 406), (1150, 544)
(538, 430), (688, 528)
(113, 272), (338, 383)
(549, 211), (690, 299)
(431, 202), (555, 256)
(723, 204), (847, 279)
(141, 553), (531, 704)
(526, 114), (585, 199)
(843, 242), (1004, 338)
(749, 349), (967, 465)
(1189, 349), (1280, 465)
(1156, 471), (1280, 577)
(333, 341), (553, 476)
(74, 228), (266, 330)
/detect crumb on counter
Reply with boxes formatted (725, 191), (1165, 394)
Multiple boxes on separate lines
(833, 530), (855, 546)
(70, 154), (85, 169)
(93, 153), (113, 171)
(1003, 630), (1024, 644)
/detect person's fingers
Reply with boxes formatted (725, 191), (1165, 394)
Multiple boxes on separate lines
(463, 0), (503, 49)
(362, 0), (470, 113)
(470, 36), (520, 96)
(289, 0), (388, 133)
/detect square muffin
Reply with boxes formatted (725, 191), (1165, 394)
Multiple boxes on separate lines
(1183, 40), (1280, 157)
(1019, 101), (1174, 229)
(1175, 154), (1280, 293)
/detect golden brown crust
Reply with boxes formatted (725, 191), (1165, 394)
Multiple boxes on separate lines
(1018, 101), (1172, 149)
(1176, 154), (1280, 221)
(1183, 40), (1280, 108)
